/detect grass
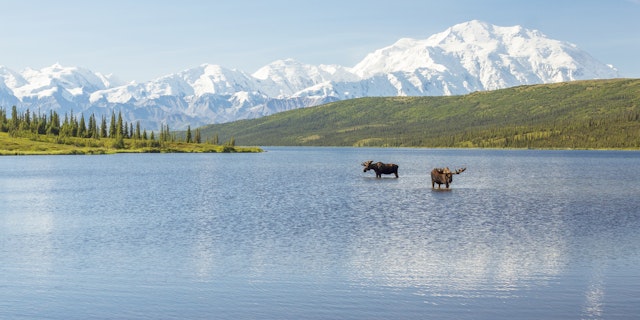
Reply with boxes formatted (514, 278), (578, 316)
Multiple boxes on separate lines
(0, 132), (262, 155)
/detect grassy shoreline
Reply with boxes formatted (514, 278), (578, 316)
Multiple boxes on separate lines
(0, 132), (263, 155)
(4, 132), (638, 156)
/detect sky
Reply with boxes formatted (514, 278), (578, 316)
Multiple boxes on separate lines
(2, 0), (639, 82)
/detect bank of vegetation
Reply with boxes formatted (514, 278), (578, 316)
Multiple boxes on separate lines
(198, 78), (640, 149)
(0, 108), (261, 155)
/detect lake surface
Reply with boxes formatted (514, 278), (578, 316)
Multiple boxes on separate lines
(1, 147), (639, 319)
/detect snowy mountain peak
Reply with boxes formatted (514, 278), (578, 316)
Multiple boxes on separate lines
(0, 65), (28, 89)
(352, 20), (617, 89)
(1, 21), (621, 129)
(13, 63), (119, 99)
(252, 59), (359, 97)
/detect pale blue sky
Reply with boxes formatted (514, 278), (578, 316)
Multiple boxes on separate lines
(2, 0), (638, 82)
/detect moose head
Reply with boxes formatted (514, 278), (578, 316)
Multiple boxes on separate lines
(362, 160), (374, 173)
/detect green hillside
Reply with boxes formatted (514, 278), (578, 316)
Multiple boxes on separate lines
(199, 78), (640, 149)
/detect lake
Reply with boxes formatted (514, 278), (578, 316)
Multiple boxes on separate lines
(1, 147), (639, 319)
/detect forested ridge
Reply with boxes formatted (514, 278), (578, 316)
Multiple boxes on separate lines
(198, 78), (640, 149)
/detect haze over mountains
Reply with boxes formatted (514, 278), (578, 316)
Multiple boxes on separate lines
(0, 20), (620, 129)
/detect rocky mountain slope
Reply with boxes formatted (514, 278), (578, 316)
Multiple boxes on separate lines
(0, 20), (620, 129)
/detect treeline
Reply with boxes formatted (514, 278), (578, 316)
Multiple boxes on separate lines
(1, 106), (148, 139)
(0, 106), (233, 149)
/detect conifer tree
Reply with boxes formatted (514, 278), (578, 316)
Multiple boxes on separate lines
(78, 114), (87, 138)
(135, 121), (142, 140)
(0, 107), (7, 132)
(101, 115), (108, 138)
(11, 106), (19, 130)
(68, 111), (78, 137)
(30, 110), (44, 134)
(47, 110), (60, 135)
(88, 113), (98, 139)
(87, 114), (95, 138)
(195, 128), (201, 144)
(22, 109), (31, 131)
(186, 125), (192, 143)
(60, 113), (70, 137)
(116, 111), (124, 138)
(123, 120), (129, 138)
(109, 111), (117, 137)
(160, 124), (170, 142)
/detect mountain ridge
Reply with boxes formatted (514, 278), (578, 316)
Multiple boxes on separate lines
(0, 20), (620, 129)
(195, 78), (640, 149)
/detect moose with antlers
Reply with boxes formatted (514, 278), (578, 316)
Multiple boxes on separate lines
(430, 167), (466, 189)
(362, 160), (399, 178)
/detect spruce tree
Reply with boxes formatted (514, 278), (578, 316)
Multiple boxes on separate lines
(88, 113), (98, 139)
(87, 114), (95, 138)
(116, 111), (124, 138)
(78, 114), (87, 138)
(23, 109), (31, 130)
(101, 115), (108, 138)
(195, 128), (201, 144)
(123, 120), (129, 138)
(135, 122), (142, 140)
(0, 107), (7, 132)
(109, 111), (117, 137)
(60, 113), (70, 137)
(47, 110), (60, 135)
(11, 106), (19, 130)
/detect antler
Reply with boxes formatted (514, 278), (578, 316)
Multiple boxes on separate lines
(362, 160), (373, 166)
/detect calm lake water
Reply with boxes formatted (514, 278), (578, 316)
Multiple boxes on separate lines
(1, 147), (639, 319)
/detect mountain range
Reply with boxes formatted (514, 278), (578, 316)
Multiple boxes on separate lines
(0, 20), (620, 130)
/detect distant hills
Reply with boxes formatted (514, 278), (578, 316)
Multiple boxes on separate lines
(197, 79), (640, 149)
(0, 20), (619, 130)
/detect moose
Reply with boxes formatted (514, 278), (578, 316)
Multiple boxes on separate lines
(430, 167), (466, 189)
(362, 160), (399, 178)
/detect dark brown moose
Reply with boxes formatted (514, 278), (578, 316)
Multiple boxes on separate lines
(362, 160), (399, 178)
(430, 167), (466, 189)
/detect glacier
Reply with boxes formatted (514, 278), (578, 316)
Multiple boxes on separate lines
(0, 20), (620, 130)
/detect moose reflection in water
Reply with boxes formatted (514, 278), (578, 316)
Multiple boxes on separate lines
(362, 160), (399, 178)
(431, 167), (466, 189)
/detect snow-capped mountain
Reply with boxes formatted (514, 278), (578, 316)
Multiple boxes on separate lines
(0, 20), (619, 129)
